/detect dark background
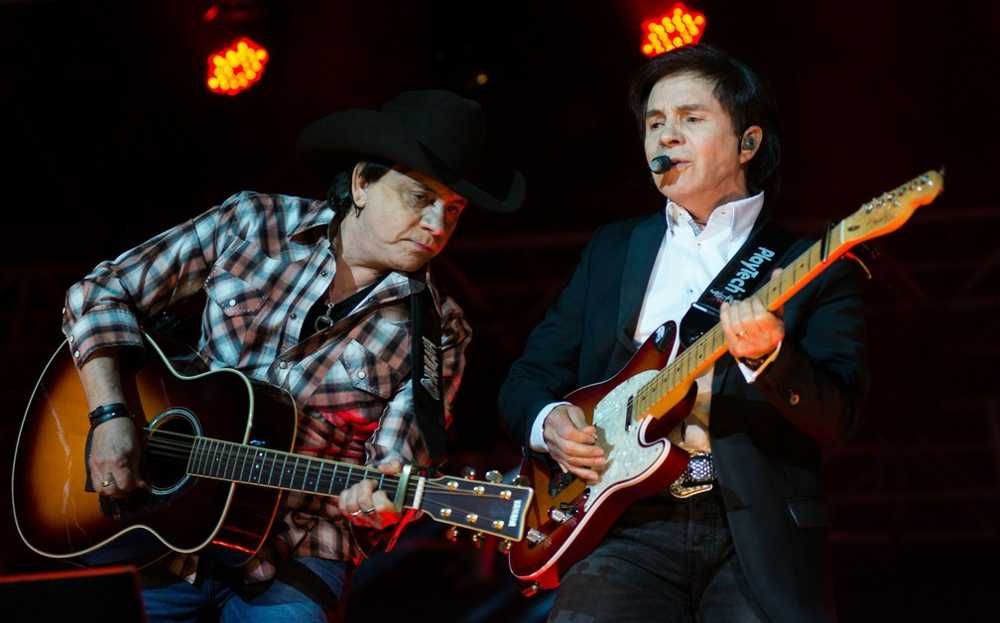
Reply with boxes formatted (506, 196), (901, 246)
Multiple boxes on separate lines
(2, 1), (998, 621)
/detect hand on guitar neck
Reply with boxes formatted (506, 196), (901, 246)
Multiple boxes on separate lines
(338, 459), (404, 530)
(719, 267), (786, 366)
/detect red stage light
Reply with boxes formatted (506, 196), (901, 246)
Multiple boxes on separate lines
(641, 3), (707, 57)
(206, 37), (268, 96)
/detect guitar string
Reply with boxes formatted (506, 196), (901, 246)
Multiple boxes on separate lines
(141, 444), (519, 528)
(142, 431), (511, 498)
(141, 428), (477, 497)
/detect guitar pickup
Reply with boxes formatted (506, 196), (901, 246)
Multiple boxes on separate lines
(548, 507), (575, 524)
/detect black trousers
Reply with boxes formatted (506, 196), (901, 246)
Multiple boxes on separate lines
(548, 490), (766, 623)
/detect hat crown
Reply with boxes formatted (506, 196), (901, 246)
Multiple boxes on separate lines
(381, 90), (485, 178)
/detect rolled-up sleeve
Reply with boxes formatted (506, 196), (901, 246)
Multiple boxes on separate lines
(61, 192), (250, 366)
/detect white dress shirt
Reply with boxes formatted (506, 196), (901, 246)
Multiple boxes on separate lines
(529, 192), (777, 454)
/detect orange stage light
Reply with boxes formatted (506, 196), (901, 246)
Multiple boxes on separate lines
(641, 3), (707, 57)
(206, 37), (269, 96)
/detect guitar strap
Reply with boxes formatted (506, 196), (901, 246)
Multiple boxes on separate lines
(408, 273), (447, 465)
(679, 219), (795, 347)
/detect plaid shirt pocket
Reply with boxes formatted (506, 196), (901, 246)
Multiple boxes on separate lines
(340, 338), (406, 401)
(204, 266), (266, 316)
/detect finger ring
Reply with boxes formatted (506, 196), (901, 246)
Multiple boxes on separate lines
(100, 479), (114, 488)
(362, 506), (377, 515)
(350, 509), (364, 517)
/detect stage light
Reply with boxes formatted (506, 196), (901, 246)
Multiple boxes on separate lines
(641, 3), (707, 57)
(206, 37), (269, 96)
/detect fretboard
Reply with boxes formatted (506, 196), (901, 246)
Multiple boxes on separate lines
(186, 437), (411, 503)
(632, 232), (838, 421)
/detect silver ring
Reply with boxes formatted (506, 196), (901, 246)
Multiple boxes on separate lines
(100, 479), (114, 488)
(362, 506), (377, 515)
(350, 509), (364, 517)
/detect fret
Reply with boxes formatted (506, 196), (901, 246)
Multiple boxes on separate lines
(266, 450), (278, 485)
(290, 456), (301, 490)
(191, 438), (206, 475)
(205, 439), (218, 477)
(252, 448), (266, 483)
(279, 454), (290, 488)
(222, 445), (235, 480)
(238, 445), (251, 483)
(203, 439), (218, 476)
(304, 459), (317, 492)
(328, 464), (338, 494)
(378, 472), (385, 490)
(229, 444), (241, 482)
(345, 465), (354, 489)
(315, 462), (324, 493)
(209, 440), (224, 477)
(185, 437), (199, 474)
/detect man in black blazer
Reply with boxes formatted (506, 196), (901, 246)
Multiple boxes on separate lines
(499, 45), (868, 622)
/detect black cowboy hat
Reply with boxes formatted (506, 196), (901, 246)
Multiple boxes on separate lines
(296, 90), (524, 213)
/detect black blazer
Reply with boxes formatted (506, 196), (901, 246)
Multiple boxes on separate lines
(498, 209), (869, 623)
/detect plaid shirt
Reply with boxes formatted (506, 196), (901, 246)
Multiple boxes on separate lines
(62, 191), (471, 572)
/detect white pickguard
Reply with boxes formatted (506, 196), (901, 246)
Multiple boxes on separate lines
(584, 369), (671, 512)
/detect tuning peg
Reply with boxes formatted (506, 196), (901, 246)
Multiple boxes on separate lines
(484, 469), (503, 483)
(497, 539), (513, 554)
(445, 526), (460, 542)
(470, 532), (484, 549)
(512, 474), (529, 487)
(460, 466), (477, 480)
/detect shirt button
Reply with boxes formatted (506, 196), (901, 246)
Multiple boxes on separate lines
(228, 299), (237, 307)
(290, 312), (298, 320)
(73, 350), (80, 358)
(357, 370), (367, 380)
(787, 390), (801, 406)
(278, 361), (288, 369)
(320, 270), (329, 277)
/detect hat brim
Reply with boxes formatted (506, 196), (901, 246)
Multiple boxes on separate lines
(297, 109), (524, 213)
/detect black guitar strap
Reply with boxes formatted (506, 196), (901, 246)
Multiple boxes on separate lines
(409, 274), (446, 465)
(679, 219), (796, 347)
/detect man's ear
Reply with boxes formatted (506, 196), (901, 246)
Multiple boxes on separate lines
(351, 162), (368, 207)
(739, 126), (763, 164)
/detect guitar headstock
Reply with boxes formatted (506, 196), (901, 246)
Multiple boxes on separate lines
(840, 170), (944, 244)
(418, 471), (534, 543)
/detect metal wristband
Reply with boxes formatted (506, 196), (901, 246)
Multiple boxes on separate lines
(88, 402), (132, 427)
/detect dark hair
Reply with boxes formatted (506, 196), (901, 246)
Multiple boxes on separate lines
(325, 160), (391, 226)
(628, 45), (781, 197)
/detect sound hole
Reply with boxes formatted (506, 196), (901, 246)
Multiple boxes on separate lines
(146, 408), (201, 495)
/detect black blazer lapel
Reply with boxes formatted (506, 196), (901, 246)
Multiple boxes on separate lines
(613, 211), (668, 362)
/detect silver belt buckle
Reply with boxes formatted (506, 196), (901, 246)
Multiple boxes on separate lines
(669, 452), (715, 499)
(669, 481), (714, 499)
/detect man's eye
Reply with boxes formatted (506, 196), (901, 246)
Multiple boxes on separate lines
(649, 121), (663, 130)
(686, 116), (702, 123)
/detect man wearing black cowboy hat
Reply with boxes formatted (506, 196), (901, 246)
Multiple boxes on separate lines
(61, 89), (523, 622)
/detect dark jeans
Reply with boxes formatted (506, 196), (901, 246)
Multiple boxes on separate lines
(548, 490), (765, 623)
(141, 557), (350, 623)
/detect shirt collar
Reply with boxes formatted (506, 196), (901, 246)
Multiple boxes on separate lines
(665, 192), (765, 241)
(289, 200), (338, 243)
